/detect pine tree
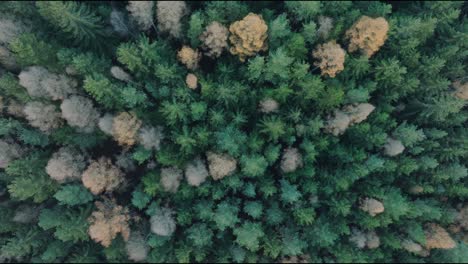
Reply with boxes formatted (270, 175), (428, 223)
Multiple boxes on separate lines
(36, 1), (108, 49)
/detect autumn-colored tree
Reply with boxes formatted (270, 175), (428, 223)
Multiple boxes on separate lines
(81, 157), (124, 195)
(98, 113), (114, 135)
(185, 73), (198, 89)
(317, 16), (333, 40)
(88, 198), (131, 247)
(177, 46), (201, 70)
(112, 112), (142, 147)
(424, 223), (456, 250)
(229, 13), (268, 62)
(349, 228), (380, 249)
(312, 41), (346, 78)
(345, 16), (389, 57)
(453, 80), (468, 100)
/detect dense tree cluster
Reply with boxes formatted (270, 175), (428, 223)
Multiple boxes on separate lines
(0, 1), (466, 263)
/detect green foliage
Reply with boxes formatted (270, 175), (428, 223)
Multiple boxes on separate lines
(50, 126), (106, 150)
(36, 1), (108, 48)
(285, 1), (321, 22)
(241, 155), (268, 177)
(83, 74), (124, 109)
(268, 14), (291, 49)
(38, 206), (91, 243)
(131, 189), (151, 209)
(264, 48), (294, 84)
(132, 146), (153, 165)
(286, 34), (308, 59)
(215, 126), (247, 157)
(54, 184), (94, 206)
(17, 127), (50, 147)
(233, 222), (264, 252)
(204, 1), (249, 24)
(121, 85), (148, 108)
(0, 226), (47, 260)
(40, 240), (72, 262)
(392, 121), (425, 147)
(10, 33), (58, 68)
(375, 58), (407, 89)
(0, 73), (31, 103)
(280, 180), (302, 204)
(243, 201), (263, 219)
(280, 228), (307, 256)
(188, 12), (205, 47)
(6, 153), (59, 203)
(0, 1), (466, 263)
(247, 56), (265, 82)
(259, 116), (286, 142)
(214, 201), (240, 231)
(57, 48), (111, 75)
(186, 223), (213, 248)
(293, 207), (316, 226)
(301, 21), (317, 44)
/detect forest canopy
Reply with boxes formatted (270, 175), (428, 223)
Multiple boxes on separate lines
(0, 1), (467, 263)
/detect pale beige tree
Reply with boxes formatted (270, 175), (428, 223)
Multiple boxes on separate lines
(185, 157), (209, 187)
(0, 139), (23, 169)
(206, 151), (237, 180)
(23, 101), (63, 133)
(424, 223), (456, 250)
(383, 137), (405, 157)
(126, 231), (149, 262)
(88, 199), (131, 247)
(160, 166), (183, 193)
(81, 157), (124, 195)
(186, 73), (198, 90)
(126, 1), (154, 31)
(46, 147), (86, 183)
(312, 41), (346, 78)
(60, 95), (100, 133)
(150, 207), (176, 236)
(360, 197), (385, 217)
(259, 98), (279, 113)
(156, 1), (188, 38)
(112, 112), (142, 147)
(200, 21), (229, 58)
(280, 147), (303, 173)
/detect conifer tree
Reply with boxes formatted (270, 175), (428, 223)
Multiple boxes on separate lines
(0, 2), (466, 263)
